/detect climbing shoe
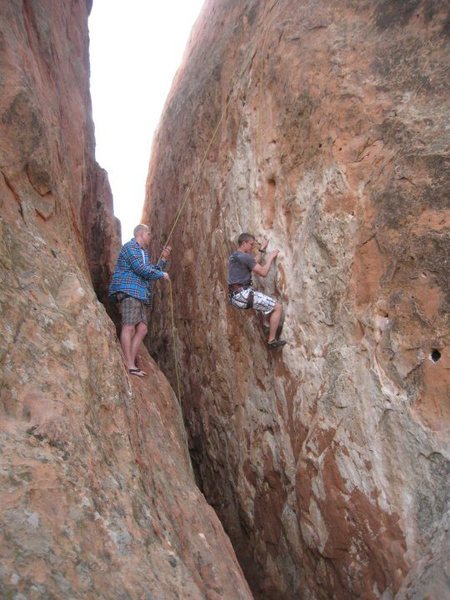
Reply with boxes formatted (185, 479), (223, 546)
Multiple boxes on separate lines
(267, 339), (287, 349)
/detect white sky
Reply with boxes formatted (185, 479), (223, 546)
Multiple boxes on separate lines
(88, 0), (204, 241)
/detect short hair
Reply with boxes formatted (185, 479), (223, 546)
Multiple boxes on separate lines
(133, 224), (149, 237)
(238, 232), (255, 245)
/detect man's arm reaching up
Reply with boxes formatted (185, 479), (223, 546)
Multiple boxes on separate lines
(252, 249), (279, 278)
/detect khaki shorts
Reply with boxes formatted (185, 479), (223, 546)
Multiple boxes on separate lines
(119, 295), (148, 326)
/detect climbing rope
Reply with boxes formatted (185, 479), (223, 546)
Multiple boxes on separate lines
(157, 1), (281, 402)
(157, 55), (254, 404)
(157, 84), (237, 263)
(158, 90), (236, 402)
(158, 1), (280, 260)
(168, 279), (182, 402)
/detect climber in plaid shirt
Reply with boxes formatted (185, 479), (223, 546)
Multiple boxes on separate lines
(109, 224), (171, 377)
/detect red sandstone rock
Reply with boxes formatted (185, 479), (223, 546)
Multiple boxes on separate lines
(145, 1), (450, 598)
(0, 2), (253, 598)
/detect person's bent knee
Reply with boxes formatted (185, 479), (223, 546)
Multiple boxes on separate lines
(268, 302), (281, 316)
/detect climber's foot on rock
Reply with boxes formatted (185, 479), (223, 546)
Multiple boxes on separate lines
(267, 339), (287, 349)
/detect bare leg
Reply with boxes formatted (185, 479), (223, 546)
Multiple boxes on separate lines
(268, 303), (283, 342)
(120, 324), (137, 369)
(130, 321), (148, 368)
(276, 310), (285, 339)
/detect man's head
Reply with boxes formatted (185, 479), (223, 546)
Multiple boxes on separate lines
(134, 224), (151, 246)
(237, 232), (257, 254)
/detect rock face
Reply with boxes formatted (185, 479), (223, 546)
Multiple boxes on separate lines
(145, 1), (450, 598)
(0, 2), (253, 598)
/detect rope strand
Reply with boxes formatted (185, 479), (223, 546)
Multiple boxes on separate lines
(157, 1), (281, 402)
(157, 42), (258, 404)
(157, 88), (236, 263)
(168, 280), (182, 402)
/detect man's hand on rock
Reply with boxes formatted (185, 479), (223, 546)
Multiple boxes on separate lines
(259, 238), (269, 252)
(163, 272), (170, 281)
(270, 249), (280, 259)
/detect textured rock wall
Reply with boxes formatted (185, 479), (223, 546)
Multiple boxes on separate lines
(0, 2), (253, 598)
(145, 1), (450, 598)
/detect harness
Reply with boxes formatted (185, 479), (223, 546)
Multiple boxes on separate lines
(228, 284), (254, 309)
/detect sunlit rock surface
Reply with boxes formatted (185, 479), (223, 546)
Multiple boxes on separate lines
(145, 0), (450, 598)
(0, 2), (253, 598)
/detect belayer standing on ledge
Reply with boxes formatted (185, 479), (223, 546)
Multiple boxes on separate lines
(109, 224), (171, 377)
(228, 232), (286, 349)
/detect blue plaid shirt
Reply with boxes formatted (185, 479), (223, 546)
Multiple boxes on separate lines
(109, 238), (167, 304)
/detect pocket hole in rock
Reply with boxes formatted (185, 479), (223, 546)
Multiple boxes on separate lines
(430, 349), (441, 363)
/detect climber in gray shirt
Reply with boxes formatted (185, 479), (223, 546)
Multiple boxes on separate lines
(228, 232), (286, 349)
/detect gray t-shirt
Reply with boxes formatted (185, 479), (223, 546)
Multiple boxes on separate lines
(228, 251), (256, 285)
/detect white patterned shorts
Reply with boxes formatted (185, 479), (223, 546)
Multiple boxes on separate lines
(230, 287), (276, 315)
